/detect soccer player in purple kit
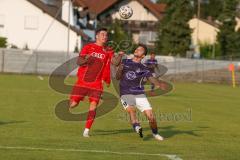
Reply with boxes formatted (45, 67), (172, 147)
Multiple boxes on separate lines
(113, 44), (166, 141)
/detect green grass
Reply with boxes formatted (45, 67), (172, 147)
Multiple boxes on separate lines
(0, 74), (240, 160)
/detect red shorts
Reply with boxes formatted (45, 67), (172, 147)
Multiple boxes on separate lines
(70, 85), (102, 104)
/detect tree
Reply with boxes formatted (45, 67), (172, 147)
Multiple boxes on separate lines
(192, 0), (224, 20)
(155, 0), (193, 56)
(107, 20), (132, 52)
(159, 0), (224, 20)
(217, 0), (240, 58)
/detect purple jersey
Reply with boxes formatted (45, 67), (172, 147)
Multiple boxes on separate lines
(120, 59), (153, 96)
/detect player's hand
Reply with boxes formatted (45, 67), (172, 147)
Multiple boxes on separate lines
(85, 54), (91, 60)
(85, 55), (94, 64)
(118, 51), (125, 56)
(158, 83), (168, 91)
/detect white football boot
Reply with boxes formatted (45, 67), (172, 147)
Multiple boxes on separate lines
(83, 128), (90, 138)
(153, 134), (164, 141)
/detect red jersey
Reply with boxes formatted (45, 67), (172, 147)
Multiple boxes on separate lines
(76, 43), (113, 90)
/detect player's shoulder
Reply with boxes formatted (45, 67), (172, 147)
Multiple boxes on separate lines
(104, 45), (114, 52)
(141, 62), (151, 70)
(104, 46), (114, 58)
(83, 43), (95, 48)
(122, 58), (132, 64)
(141, 62), (148, 67)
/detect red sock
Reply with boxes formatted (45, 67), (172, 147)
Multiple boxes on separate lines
(85, 110), (96, 129)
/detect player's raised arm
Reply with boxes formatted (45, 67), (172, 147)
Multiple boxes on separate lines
(115, 64), (124, 80)
(111, 51), (125, 66)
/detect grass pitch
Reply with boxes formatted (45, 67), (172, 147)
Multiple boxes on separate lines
(0, 74), (240, 160)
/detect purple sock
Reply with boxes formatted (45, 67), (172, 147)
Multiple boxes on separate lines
(132, 123), (140, 130)
(151, 128), (158, 134)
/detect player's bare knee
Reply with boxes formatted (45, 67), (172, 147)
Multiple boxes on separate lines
(69, 101), (78, 108)
(89, 101), (97, 111)
(126, 106), (135, 114)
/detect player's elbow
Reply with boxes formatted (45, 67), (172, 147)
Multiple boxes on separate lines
(115, 71), (123, 80)
(116, 75), (122, 80)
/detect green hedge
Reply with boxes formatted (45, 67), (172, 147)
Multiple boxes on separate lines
(199, 42), (221, 59)
(0, 37), (7, 48)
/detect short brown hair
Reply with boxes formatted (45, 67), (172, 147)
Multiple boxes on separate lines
(138, 44), (148, 56)
(96, 28), (108, 35)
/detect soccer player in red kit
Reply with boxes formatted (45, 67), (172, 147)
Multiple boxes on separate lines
(69, 28), (113, 137)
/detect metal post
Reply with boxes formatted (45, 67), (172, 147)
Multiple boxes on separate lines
(67, 0), (71, 60)
(1, 49), (5, 73)
(196, 0), (201, 55)
(195, 59), (198, 80)
(174, 58), (177, 82)
(202, 58), (204, 83)
(35, 51), (38, 74)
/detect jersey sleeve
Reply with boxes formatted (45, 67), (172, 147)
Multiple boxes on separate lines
(146, 70), (154, 78)
(144, 59), (150, 66)
(143, 66), (154, 78)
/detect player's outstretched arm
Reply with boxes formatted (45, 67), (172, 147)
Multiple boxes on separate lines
(116, 64), (124, 80)
(111, 51), (125, 66)
(148, 77), (167, 90)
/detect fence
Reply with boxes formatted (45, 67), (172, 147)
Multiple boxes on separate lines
(0, 49), (78, 75)
(153, 57), (240, 84)
(0, 49), (240, 84)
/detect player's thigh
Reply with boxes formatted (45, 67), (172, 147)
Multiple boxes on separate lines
(70, 85), (88, 103)
(88, 88), (102, 106)
(135, 94), (152, 112)
(120, 95), (136, 111)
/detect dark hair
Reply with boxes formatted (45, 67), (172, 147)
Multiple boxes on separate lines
(138, 44), (148, 56)
(96, 28), (108, 35)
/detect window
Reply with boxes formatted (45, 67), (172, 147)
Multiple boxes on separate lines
(150, 31), (157, 42)
(139, 31), (148, 44)
(0, 15), (5, 28)
(139, 31), (157, 44)
(24, 16), (38, 30)
(41, 0), (58, 6)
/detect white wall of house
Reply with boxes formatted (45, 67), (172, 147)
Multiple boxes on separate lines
(236, 17), (240, 31)
(189, 18), (219, 46)
(0, 0), (81, 52)
(62, 0), (74, 26)
(111, 0), (158, 21)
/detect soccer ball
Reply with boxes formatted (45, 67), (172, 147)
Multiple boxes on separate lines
(119, 5), (133, 19)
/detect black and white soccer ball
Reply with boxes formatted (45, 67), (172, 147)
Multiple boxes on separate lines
(119, 5), (133, 19)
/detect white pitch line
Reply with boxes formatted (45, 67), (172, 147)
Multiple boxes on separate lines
(0, 145), (183, 160)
